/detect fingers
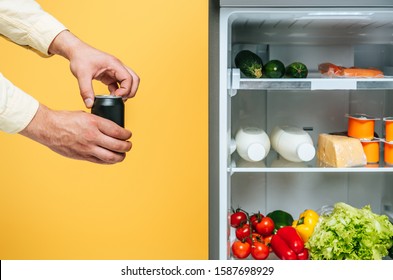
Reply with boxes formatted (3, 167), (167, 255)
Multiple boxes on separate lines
(86, 154), (123, 165)
(129, 68), (140, 98)
(97, 118), (132, 141)
(92, 120), (132, 163)
(84, 117), (132, 163)
(105, 66), (140, 102)
(74, 54), (139, 107)
(90, 148), (128, 164)
(113, 66), (140, 100)
(77, 74), (95, 108)
(94, 117), (132, 151)
(86, 65), (140, 105)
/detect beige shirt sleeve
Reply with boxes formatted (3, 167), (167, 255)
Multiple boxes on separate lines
(0, 0), (67, 56)
(0, 0), (67, 133)
(0, 74), (39, 134)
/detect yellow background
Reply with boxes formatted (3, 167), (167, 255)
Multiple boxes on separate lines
(0, 0), (208, 259)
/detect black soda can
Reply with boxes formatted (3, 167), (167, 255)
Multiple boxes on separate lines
(91, 95), (124, 127)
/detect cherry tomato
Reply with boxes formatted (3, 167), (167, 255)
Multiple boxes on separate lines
(245, 232), (262, 245)
(232, 240), (251, 259)
(251, 241), (270, 260)
(255, 216), (275, 236)
(263, 234), (273, 252)
(230, 209), (248, 228)
(249, 212), (264, 231)
(235, 223), (251, 240)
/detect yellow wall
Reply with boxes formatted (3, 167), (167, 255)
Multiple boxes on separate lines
(0, 0), (208, 259)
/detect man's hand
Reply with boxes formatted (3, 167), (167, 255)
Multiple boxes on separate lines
(48, 30), (140, 108)
(19, 104), (132, 164)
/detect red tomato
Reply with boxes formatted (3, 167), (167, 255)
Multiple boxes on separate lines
(230, 209), (248, 228)
(263, 234), (273, 252)
(251, 241), (270, 260)
(249, 212), (264, 231)
(232, 240), (251, 259)
(255, 216), (275, 236)
(246, 232), (263, 245)
(235, 223), (251, 240)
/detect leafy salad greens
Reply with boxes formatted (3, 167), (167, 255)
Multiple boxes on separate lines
(306, 202), (393, 260)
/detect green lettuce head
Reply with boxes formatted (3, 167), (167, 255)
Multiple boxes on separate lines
(306, 202), (393, 260)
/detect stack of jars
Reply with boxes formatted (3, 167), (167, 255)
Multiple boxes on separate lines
(383, 117), (393, 165)
(346, 114), (381, 165)
(347, 114), (393, 166)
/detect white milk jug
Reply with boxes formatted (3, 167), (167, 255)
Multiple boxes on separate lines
(270, 126), (315, 162)
(235, 127), (271, 162)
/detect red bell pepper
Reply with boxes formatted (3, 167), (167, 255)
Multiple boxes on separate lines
(271, 226), (309, 260)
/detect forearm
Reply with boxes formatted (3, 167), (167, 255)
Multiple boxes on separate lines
(48, 30), (85, 60)
(18, 103), (51, 144)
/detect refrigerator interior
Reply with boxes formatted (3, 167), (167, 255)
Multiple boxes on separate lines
(219, 7), (393, 259)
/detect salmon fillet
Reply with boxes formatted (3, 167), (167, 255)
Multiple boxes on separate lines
(318, 62), (384, 78)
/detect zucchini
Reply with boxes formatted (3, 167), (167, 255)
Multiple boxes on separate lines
(234, 50), (263, 78)
(285, 62), (308, 78)
(263, 60), (285, 78)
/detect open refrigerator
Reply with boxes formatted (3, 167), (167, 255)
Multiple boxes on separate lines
(212, 0), (393, 260)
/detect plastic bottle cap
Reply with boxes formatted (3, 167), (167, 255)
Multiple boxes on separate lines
(297, 143), (316, 162)
(247, 143), (266, 162)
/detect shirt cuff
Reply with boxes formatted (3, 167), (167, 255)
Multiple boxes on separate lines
(29, 14), (68, 56)
(0, 75), (39, 134)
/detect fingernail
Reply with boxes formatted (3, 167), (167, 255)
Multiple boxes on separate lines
(84, 98), (93, 108)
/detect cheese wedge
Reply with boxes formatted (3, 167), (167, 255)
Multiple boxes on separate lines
(317, 134), (367, 167)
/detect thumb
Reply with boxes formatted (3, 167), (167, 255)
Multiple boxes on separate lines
(77, 76), (95, 108)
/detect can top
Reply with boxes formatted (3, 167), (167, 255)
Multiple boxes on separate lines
(95, 95), (122, 99)
(93, 95), (124, 106)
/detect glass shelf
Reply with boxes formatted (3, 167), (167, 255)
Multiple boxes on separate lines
(229, 153), (393, 173)
(230, 69), (393, 91)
